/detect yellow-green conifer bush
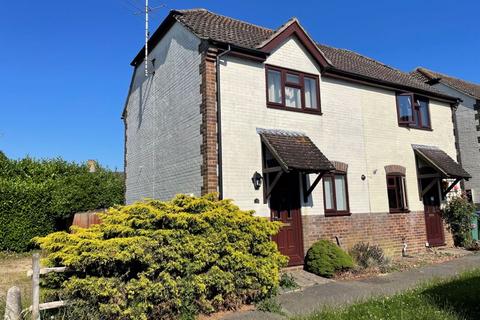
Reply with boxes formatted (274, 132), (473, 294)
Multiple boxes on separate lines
(36, 194), (287, 319)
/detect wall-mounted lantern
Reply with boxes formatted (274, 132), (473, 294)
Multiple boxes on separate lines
(251, 171), (263, 190)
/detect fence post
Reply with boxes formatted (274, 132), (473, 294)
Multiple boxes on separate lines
(4, 286), (21, 320)
(31, 253), (40, 320)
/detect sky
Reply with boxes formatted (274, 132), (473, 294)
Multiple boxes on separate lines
(0, 0), (478, 170)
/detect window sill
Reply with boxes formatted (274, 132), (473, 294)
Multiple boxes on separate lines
(267, 104), (323, 115)
(389, 209), (410, 214)
(325, 211), (351, 217)
(398, 124), (432, 131)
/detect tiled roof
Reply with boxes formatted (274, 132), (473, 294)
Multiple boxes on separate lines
(172, 9), (272, 48)
(316, 45), (445, 95)
(166, 9), (454, 100)
(412, 145), (471, 179)
(411, 68), (480, 100)
(258, 129), (334, 173)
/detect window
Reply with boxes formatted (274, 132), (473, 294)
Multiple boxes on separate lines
(266, 65), (321, 114)
(323, 173), (350, 216)
(386, 174), (408, 212)
(396, 93), (431, 129)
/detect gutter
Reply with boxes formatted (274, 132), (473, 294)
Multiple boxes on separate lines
(216, 45), (232, 200)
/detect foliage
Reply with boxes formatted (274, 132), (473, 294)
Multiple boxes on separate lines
(304, 240), (354, 278)
(349, 242), (390, 271)
(279, 273), (299, 290)
(255, 297), (284, 315)
(36, 194), (288, 319)
(441, 195), (476, 247)
(294, 268), (480, 320)
(0, 154), (124, 252)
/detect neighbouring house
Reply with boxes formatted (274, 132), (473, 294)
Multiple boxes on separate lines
(411, 68), (480, 208)
(122, 9), (470, 265)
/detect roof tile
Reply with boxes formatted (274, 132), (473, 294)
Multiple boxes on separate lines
(411, 68), (480, 100)
(258, 129), (334, 172)
(169, 9), (454, 99)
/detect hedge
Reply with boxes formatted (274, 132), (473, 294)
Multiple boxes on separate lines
(0, 154), (124, 252)
(36, 194), (288, 319)
(0, 179), (55, 252)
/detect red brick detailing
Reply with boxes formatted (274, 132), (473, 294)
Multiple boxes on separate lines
(302, 212), (454, 256)
(384, 164), (406, 175)
(443, 224), (454, 247)
(200, 47), (219, 195)
(331, 161), (348, 173)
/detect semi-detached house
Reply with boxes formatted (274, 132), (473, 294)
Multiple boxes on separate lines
(122, 9), (470, 266)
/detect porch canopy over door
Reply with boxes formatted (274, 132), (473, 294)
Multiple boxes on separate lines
(413, 144), (471, 198)
(257, 128), (335, 202)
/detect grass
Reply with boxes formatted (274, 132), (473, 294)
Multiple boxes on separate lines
(0, 251), (36, 317)
(295, 268), (480, 320)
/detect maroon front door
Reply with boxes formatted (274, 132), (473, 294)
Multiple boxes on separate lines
(270, 173), (304, 266)
(423, 179), (445, 246)
(424, 205), (445, 246)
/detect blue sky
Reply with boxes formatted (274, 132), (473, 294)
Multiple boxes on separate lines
(0, 0), (478, 170)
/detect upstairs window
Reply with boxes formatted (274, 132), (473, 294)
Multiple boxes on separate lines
(386, 174), (409, 213)
(266, 65), (321, 114)
(396, 93), (431, 129)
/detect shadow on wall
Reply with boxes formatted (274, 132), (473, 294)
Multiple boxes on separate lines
(133, 33), (190, 130)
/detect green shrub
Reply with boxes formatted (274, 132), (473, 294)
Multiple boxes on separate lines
(441, 195), (476, 247)
(349, 242), (389, 270)
(304, 240), (354, 278)
(0, 154), (124, 252)
(36, 194), (288, 319)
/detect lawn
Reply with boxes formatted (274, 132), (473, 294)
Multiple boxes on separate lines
(0, 252), (34, 316)
(295, 268), (480, 320)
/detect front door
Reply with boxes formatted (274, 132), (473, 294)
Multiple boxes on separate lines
(423, 179), (445, 246)
(270, 173), (304, 266)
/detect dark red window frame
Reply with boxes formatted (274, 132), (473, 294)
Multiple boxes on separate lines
(265, 64), (322, 115)
(386, 174), (409, 213)
(322, 172), (350, 217)
(396, 93), (431, 130)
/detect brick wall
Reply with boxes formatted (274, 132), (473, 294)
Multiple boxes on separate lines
(220, 35), (457, 218)
(124, 23), (203, 203)
(200, 47), (219, 195)
(303, 212), (453, 256)
(433, 83), (480, 204)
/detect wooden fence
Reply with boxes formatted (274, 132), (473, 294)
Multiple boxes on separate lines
(3, 253), (67, 320)
(71, 210), (102, 228)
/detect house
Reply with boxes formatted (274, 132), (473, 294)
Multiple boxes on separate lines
(122, 9), (470, 266)
(411, 68), (480, 207)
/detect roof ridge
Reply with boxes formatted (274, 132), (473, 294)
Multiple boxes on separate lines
(177, 8), (274, 33)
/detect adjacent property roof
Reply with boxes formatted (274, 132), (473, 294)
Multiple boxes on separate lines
(131, 8), (457, 102)
(257, 129), (334, 173)
(412, 145), (471, 179)
(411, 67), (480, 100)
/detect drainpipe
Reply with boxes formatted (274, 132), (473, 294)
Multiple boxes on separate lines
(216, 44), (231, 200)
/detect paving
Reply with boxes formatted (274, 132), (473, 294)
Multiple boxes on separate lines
(222, 253), (480, 320)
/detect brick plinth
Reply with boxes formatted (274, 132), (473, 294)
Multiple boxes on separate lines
(302, 212), (453, 256)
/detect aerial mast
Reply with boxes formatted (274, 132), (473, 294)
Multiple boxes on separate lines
(144, 0), (149, 77)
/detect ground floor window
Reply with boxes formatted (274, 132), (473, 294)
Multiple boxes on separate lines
(387, 174), (408, 213)
(323, 173), (350, 216)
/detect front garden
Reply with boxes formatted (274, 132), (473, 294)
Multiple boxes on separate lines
(296, 268), (480, 320)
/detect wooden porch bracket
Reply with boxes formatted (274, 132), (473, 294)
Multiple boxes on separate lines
(442, 178), (461, 197)
(264, 170), (284, 202)
(420, 179), (439, 198)
(303, 172), (326, 202)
